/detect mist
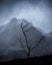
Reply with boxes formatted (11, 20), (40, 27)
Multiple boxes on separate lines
(0, 0), (52, 33)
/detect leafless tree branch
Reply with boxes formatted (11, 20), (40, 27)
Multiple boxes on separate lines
(30, 36), (45, 51)
(20, 21), (45, 58)
(20, 21), (31, 58)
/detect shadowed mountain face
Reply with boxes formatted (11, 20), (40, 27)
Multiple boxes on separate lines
(0, 18), (52, 62)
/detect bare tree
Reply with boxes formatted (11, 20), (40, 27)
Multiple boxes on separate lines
(20, 20), (31, 58)
(20, 20), (45, 58)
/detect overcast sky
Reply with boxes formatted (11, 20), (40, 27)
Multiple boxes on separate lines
(0, 0), (52, 33)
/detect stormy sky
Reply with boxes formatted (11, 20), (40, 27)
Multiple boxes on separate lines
(0, 0), (52, 33)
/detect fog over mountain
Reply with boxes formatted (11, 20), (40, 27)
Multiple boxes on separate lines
(0, 0), (52, 33)
(0, 0), (52, 62)
(0, 18), (52, 62)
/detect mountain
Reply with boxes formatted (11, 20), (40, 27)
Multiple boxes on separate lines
(0, 18), (52, 62)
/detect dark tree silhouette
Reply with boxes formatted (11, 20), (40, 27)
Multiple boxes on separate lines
(20, 20), (45, 58)
(20, 20), (31, 58)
